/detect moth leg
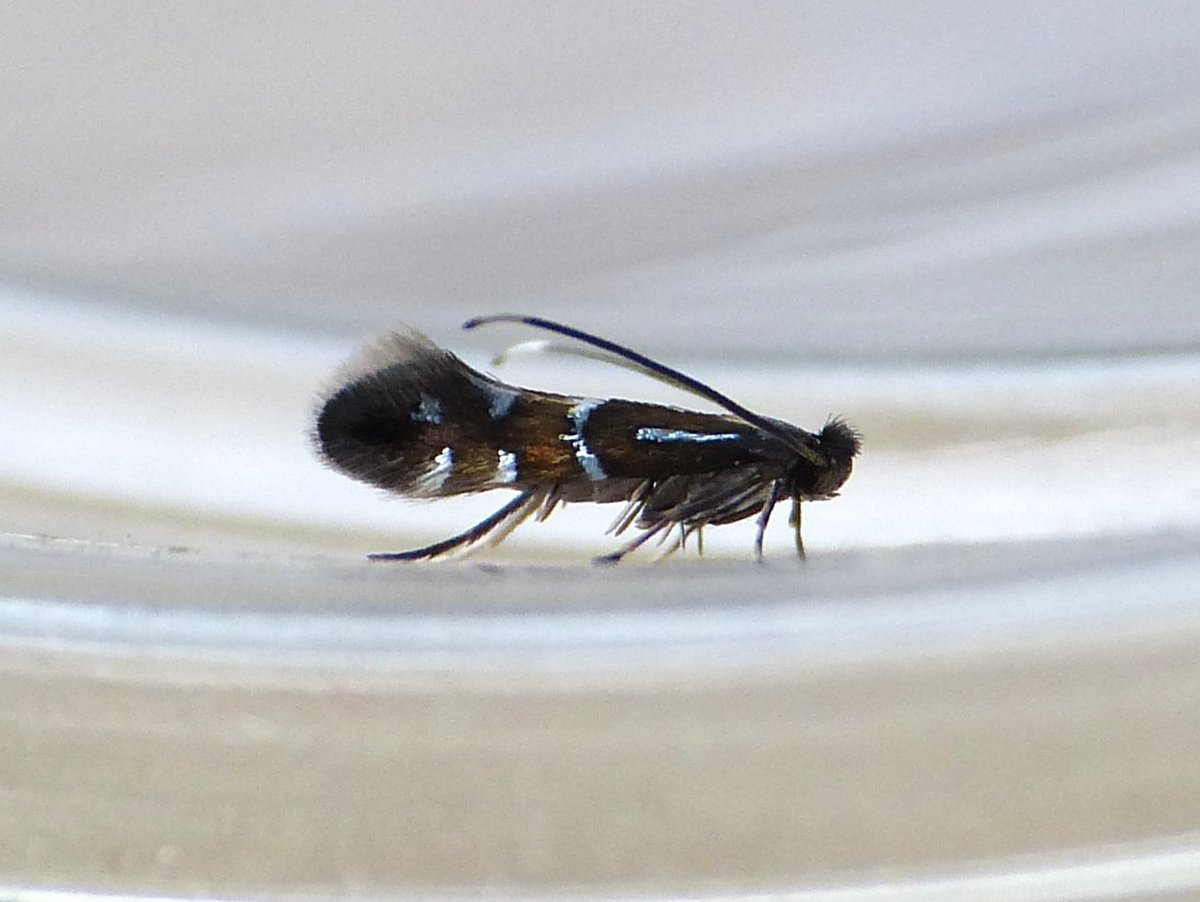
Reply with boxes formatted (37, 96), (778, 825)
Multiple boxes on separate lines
(369, 490), (538, 561)
(606, 479), (653, 536)
(535, 485), (564, 522)
(661, 523), (707, 561)
(594, 520), (672, 565)
(652, 523), (689, 562)
(478, 489), (550, 551)
(654, 522), (678, 547)
(789, 498), (806, 560)
(753, 480), (783, 562)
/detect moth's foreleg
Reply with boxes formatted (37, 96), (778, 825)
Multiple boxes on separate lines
(753, 480), (783, 562)
(369, 490), (538, 561)
(789, 498), (805, 560)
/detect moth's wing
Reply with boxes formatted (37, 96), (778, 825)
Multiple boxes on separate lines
(314, 330), (483, 494)
(578, 400), (792, 477)
(546, 400), (792, 522)
(328, 329), (446, 386)
(315, 330), (587, 497)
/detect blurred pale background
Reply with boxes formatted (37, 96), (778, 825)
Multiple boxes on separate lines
(2, 4), (1200, 900)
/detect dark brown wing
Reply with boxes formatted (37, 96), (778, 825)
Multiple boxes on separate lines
(315, 331), (798, 502)
(315, 327), (837, 562)
(315, 331), (582, 496)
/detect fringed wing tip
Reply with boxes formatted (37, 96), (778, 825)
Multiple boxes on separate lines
(310, 328), (443, 467)
(330, 328), (442, 386)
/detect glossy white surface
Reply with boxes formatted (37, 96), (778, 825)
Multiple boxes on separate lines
(2, 4), (1199, 899)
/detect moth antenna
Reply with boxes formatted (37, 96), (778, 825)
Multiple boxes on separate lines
(492, 338), (704, 395)
(464, 314), (812, 454)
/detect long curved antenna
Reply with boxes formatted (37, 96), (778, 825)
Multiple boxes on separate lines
(464, 314), (817, 457)
(492, 339), (668, 384)
(494, 338), (744, 406)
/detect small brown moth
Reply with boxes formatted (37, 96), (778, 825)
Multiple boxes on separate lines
(313, 315), (859, 563)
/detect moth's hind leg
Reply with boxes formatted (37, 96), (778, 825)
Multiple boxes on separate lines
(369, 490), (540, 561)
(476, 490), (548, 552)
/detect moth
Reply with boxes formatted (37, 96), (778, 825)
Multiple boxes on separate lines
(313, 314), (860, 563)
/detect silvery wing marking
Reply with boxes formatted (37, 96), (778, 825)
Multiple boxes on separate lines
(495, 449), (519, 484)
(635, 427), (742, 443)
(482, 382), (519, 420)
(560, 400), (608, 481)
(411, 393), (444, 425)
(412, 446), (454, 495)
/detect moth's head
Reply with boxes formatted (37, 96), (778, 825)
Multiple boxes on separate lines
(788, 417), (861, 500)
